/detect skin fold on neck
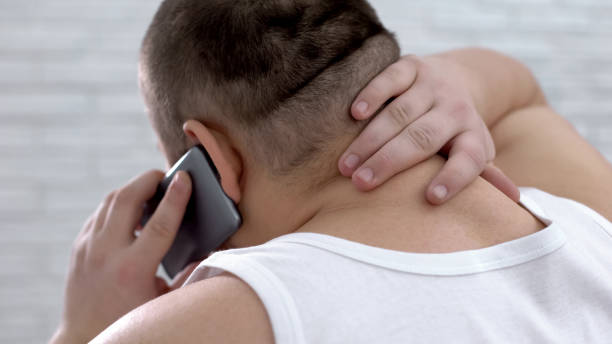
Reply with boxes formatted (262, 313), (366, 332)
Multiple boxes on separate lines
(287, 155), (546, 254)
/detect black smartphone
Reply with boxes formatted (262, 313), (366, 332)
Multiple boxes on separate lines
(140, 144), (242, 278)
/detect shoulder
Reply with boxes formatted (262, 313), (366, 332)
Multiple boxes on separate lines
(92, 272), (274, 343)
(491, 105), (612, 221)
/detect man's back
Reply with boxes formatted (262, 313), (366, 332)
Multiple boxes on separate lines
(180, 101), (612, 343)
(90, 100), (612, 343)
(186, 187), (612, 343)
(83, 0), (612, 340)
(87, 52), (612, 344)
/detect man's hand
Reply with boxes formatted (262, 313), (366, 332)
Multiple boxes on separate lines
(51, 170), (197, 343)
(338, 54), (519, 204)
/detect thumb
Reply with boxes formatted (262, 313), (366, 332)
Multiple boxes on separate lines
(134, 171), (192, 266)
(480, 164), (520, 203)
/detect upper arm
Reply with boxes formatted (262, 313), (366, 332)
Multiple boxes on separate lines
(490, 105), (612, 221)
(91, 273), (274, 343)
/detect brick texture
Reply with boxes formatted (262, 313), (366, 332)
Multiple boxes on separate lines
(0, 0), (611, 342)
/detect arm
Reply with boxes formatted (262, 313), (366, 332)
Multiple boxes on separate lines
(91, 273), (273, 343)
(444, 48), (612, 219)
(491, 105), (612, 221)
(430, 47), (547, 127)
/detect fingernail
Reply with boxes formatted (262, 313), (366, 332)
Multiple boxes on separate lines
(172, 172), (185, 194)
(355, 101), (368, 115)
(344, 154), (359, 170)
(356, 168), (374, 184)
(432, 185), (448, 200)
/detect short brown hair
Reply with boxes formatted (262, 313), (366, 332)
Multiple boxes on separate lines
(140, 0), (399, 175)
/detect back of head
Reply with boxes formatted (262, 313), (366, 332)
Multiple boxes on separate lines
(140, 0), (399, 180)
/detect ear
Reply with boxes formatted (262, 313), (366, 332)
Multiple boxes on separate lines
(183, 120), (242, 203)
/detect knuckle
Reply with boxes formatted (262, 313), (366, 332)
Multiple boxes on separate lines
(366, 80), (387, 100)
(462, 145), (487, 169)
(483, 130), (496, 160)
(361, 128), (382, 148)
(446, 164), (471, 182)
(114, 186), (134, 206)
(387, 102), (412, 127)
(487, 143), (496, 161)
(404, 125), (437, 153)
(450, 100), (474, 123)
(379, 70), (399, 87)
(385, 63), (407, 81)
(374, 149), (395, 171)
(147, 219), (173, 239)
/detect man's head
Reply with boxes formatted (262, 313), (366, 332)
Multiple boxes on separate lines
(139, 0), (399, 245)
(141, 0), (398, 173)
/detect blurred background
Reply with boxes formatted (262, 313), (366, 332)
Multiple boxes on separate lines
(0, 0), (611, 342)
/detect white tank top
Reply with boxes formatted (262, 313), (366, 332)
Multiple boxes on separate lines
(185, 188), (612, 343)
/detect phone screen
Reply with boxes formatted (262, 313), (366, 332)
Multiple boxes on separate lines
(140, 144), (242, 278)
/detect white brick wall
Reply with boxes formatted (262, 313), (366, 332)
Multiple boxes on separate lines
(0, 0), (610, 342)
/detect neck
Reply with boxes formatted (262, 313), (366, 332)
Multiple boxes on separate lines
(294, 155), (543, 253)
(229, 155), (543, 253)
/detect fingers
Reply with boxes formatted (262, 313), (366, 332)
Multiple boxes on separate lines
(481, 164), (520, 203)
(133, 171), (192, 266)
(425, 133), (488, 204)
(92, 191), (116, 234)
(351, 56), (419, 120)
(351, 105), (467, 191)
(75, 214), (95, 246)
(105, 170), (165, 244)
(480, 120), (496, 162)
(340, 78), (435, 176)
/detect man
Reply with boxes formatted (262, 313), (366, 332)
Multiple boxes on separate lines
(51, 0), (612, 342)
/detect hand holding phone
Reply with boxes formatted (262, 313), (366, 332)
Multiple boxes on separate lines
(53, 170), (193, 344)
(140, 144), (242, 278)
